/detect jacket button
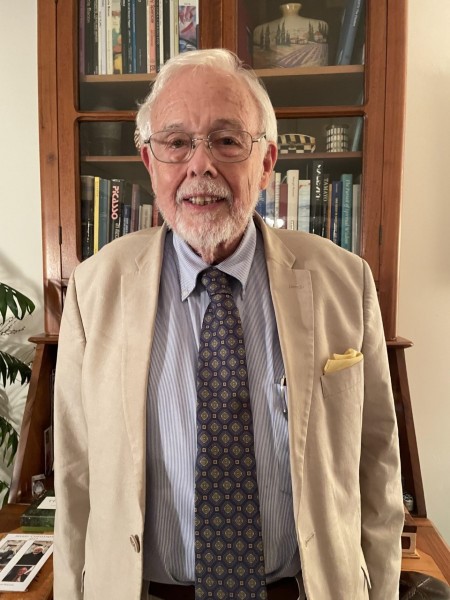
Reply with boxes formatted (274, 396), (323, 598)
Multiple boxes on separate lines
(130, 535), (141, 553)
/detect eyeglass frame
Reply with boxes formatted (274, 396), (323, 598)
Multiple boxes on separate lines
(142, 129), (267, 164)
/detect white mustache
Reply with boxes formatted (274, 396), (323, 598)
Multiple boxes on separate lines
(176, 180), (233, 203)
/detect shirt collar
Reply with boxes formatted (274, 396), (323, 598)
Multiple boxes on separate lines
(173, 218), (257, 301)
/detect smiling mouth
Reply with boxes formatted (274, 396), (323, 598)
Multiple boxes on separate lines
(184, 196), (225, 206)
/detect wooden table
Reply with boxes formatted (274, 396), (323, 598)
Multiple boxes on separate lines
(0, 504), (52, 600)
(402, 518), (450, 584)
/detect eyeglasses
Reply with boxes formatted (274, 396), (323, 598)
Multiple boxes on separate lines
(144, 129), (266, 164)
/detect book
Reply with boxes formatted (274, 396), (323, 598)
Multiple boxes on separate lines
(330, 180), (342, 245)
(106, 0), (114, 74)
(99, 178), (111, 248)
(130, 0), (137, 72)
(335, 0), (365, 66)
(158, 0), (165, 68)
(340, 173), (353, 250)
(255, 189), (266, 220)
(170, 0), (179, 58)
(130, 182), (141, 232)
(81, 175), (95, 260)
(147, 0), (157, 73)
(139, 203), (153, 229)
(286, 169), (299, 231)
(20, 491), (56, 533)
(297, 179), (310, 233)
(264, 171), (276, 228)
(135, 0), (147, 73)
(351, 182), (361, 254)
(109, 178), (124, 240)
(162, 0), (171, 63)
(309, 160), (324, 235)
(273, 171), (281, 228)
(321, 173), (330, 237)
(0, 533), (53, 591)
(79, 0), (86, 76)
(278, 181), (288, 229)
(97, 0), (107, 74)
(92, 0), (100, 74)
(93, 176), (100, 253)
(111, 0), (122, 74)
(178, 1), (198, 52)
(121, 201), (132, 236)
(120, 0), (130, 73)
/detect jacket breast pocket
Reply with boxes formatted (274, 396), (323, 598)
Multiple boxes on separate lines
(320, 359), (364, 399)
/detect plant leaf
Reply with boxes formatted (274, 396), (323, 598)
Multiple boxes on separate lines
(0, 480), (10, 507)
(0, 282), (35, 324)
(0, 417), (19, 468)
(0, 351), (32, 387)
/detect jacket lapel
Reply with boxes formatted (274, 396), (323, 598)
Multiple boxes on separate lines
(121, 226), (166, 509)
(258, 217), (314, 514)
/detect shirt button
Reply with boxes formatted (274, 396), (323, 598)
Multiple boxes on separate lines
(130, 535), (141, 553)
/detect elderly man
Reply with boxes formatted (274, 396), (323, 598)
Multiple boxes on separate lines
(54, 49), (404, 600)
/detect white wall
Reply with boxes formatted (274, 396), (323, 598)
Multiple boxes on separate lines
(0, 1), (449, 542)
(399, 0), (450, 543)
(0, 1), (43, 498)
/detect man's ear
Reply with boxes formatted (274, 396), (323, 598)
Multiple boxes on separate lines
(140, 145), (153, 176)
(259, 141), (278, 190)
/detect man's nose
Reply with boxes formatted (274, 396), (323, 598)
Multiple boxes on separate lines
(187, 139), (218, 177)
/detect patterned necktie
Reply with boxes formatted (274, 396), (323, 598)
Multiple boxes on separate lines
(195, 267), (267, 600)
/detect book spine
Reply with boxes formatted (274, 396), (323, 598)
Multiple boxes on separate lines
(80, 0), (86, 76)
(155, 0), (161, 71)
(147, 0), (157, 73)
(340, 173), (353, 250)
(178, 2), (199, 52)
(106, 0), (113, 74)
(81, 175), (95, 260)
(309, 160), (324, 235)
(330, 180), (342, 245)
(297, 179), (311, 233)
(170, 0), (179, 57)
(130, 0), (137, 73)
(92, 0), (99, 74)
(111, 0), (122, 74)
(286, 169), (299, 231)
(120, 0), (129, 74)
(265, 171), (276, 228)
(162, 0), (171, 64)
(158, 0), (165, 68)
(273, 171), (281, 227)
(321, 173), (330, 237)
(130, 183), (140, 232)
(135, 0), (147, 73)
(99, 178), (111, 248)
(93, 176), (100, 253)
(121, 202), (132, 236)
(255, 189), (266, 221)
(351, 182), (361, 254)
(278, 182), (288, 229)
(109, 179), (124, 240)
(98, 0), (107, 74)
(335, 0), (365, 66)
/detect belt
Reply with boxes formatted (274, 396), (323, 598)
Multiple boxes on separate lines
(148, 577), (299, 599)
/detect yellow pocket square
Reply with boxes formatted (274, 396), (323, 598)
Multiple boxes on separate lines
(324, 348), (363, 373)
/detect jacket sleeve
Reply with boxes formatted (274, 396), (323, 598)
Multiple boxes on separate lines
(360, 260), (404, 599)
(53, 272), (89, 600)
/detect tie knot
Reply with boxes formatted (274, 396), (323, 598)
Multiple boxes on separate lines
(201, 267), (233, 301)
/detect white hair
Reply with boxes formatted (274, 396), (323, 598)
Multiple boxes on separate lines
(135, 49), (277, 148)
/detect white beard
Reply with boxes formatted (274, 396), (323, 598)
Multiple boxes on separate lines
(160, 178), (257, 261)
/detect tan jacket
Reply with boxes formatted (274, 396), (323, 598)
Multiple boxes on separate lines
(54, 216), (404, 600)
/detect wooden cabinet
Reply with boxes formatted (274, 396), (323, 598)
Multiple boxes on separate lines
(12, 0), (425, 522)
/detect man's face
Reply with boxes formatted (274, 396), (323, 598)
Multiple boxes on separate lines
(141, 66), (277, 262)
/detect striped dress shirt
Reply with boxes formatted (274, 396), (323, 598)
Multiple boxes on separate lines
(143, 219), (300, 584)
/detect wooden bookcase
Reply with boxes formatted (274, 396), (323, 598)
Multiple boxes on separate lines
(10, 0), (427, 522)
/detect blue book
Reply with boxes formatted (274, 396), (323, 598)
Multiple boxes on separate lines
(255, 189), (266, 220)
(335, 0), (365, 65)
(340, 174), (353, 250)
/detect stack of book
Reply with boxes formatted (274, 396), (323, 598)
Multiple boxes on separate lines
(81, 0), (199, 76)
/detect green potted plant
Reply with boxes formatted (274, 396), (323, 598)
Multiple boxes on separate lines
(0, 282), (35, 503)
